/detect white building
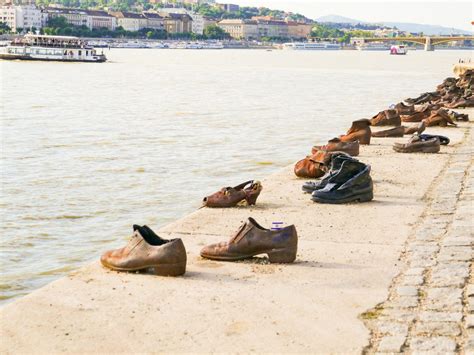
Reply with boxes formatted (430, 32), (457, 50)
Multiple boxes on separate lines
(0, 4), (43, 32)
(190, 13), (204, 35)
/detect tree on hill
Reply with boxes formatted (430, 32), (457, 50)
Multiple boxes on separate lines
(203, 24), (230, 39)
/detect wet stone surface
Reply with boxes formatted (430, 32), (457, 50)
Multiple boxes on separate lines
(362, 129), (473, 353)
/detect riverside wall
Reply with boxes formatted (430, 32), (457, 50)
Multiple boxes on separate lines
(0, 109), (472, 353)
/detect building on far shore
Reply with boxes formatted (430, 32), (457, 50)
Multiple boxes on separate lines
(143, 12), (164, 31)
(217, 3), (239, 12)
(160, 12), (193, 34)
(254, 18), (288, 38)
(44, 7), (90, 29)
(0, 4), (43, 31)
(286, 20), (312, 39)
(217, 18), (258, 40)
(110, 11), (146, 31)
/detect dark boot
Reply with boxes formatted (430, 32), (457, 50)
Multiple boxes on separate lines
(311, 160), (373, 204)
(302, 153), (355, 193)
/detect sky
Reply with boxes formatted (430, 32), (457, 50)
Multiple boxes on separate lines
(229, 1), (474, 32)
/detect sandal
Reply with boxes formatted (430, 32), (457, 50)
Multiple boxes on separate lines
(203, 180), (263, 207)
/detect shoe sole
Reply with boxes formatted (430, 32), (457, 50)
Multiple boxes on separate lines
(101, 260), (186, 276)
(201, 248), (297, 264)
(311, 191), (373, 204)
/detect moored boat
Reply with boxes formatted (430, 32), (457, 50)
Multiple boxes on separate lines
(0, 34), (106, 62)
(356, 43), (390, 51)
(283, 42), (341, 50)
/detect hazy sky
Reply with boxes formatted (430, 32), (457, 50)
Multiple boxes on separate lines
(230, 1), (473, 31)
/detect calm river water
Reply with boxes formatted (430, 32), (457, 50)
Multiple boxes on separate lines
(0, 48), (467, 303)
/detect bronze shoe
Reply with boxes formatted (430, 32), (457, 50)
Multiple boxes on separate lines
(371, 126), (405, 138)
(101, 225), (187, 276)
(423, 109), (457, 127)
(403, 122), (426, 135)
(401, 111), (429, 123)
(393, 136), (440, 154)
(311, 138), (360, 156)
(394, 102), (415, 115)
(339, 119), (371, 145)
(200, 217), (298, 263)
(294, 150), (328, 178)
(203, 180), (263, 207)
(370, 109), (401, 126)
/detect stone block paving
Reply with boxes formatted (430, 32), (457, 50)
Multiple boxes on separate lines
(362, 127), (473, 354)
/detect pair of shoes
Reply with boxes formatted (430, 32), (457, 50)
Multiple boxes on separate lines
(372, 122), (426, 137)
(339, 119), (371, 145)
(202, 180), (262, 207)
(393, 135), (441, 153)
(370, 109), (401, 126)
(200, 217), (298, 263)
(295, 139), (360, 179)
(101, 220), (299, 275)
(303, 153), (374, 204)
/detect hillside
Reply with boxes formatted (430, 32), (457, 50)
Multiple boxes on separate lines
(316, 14), (472, 35)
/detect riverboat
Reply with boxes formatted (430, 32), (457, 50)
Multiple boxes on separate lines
(0, 34), (106, 62)
(283, 42), (341, 50)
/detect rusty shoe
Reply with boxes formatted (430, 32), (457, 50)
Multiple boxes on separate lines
(200, 218), (298, 263)
(423, 109), (457, 127)
(203, 180), (262, 207)
(311, 138), (360, 156)
(370, 109), (401, 126)
(371, 126), (405, 138)
(393, 135), (441, 154)
(101, 225), (187, 276)
(339, 119), (372, 145)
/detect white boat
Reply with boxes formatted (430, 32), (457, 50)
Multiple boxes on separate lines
(87, 40), (108, 48)
(114, 41), (149, 49)
(202, 42), (224, 50)
(356, 43), (390, 51)
(283, 42), (341, 50)
(0, 34), (106, 62)
(149, 42), (168, 49)
(390, 45), (407, 55)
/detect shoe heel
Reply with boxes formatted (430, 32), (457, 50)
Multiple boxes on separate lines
(245, 190), (262, 206)
(151, 262), (186, 277)
(358, 191), (373, 203)
(267, 248), (296, 263)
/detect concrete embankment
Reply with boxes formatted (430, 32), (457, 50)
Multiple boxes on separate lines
(0, 112), (472, 353)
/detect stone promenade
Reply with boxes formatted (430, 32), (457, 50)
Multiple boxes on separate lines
(363, 125), (473, 353)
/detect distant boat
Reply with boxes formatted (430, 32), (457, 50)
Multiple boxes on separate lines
(114, 41), (149, 49)
(0, 33), (106, 62)
(356, 43), (390, 51)
(390, 45), (407, 55)
(283, 42), (341, 50)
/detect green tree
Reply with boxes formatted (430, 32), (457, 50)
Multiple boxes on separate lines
(203, 24), (229, 39)
(0, 22), (11, 34)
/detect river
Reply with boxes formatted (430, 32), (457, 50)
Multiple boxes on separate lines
(0, 48), (468, 303)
